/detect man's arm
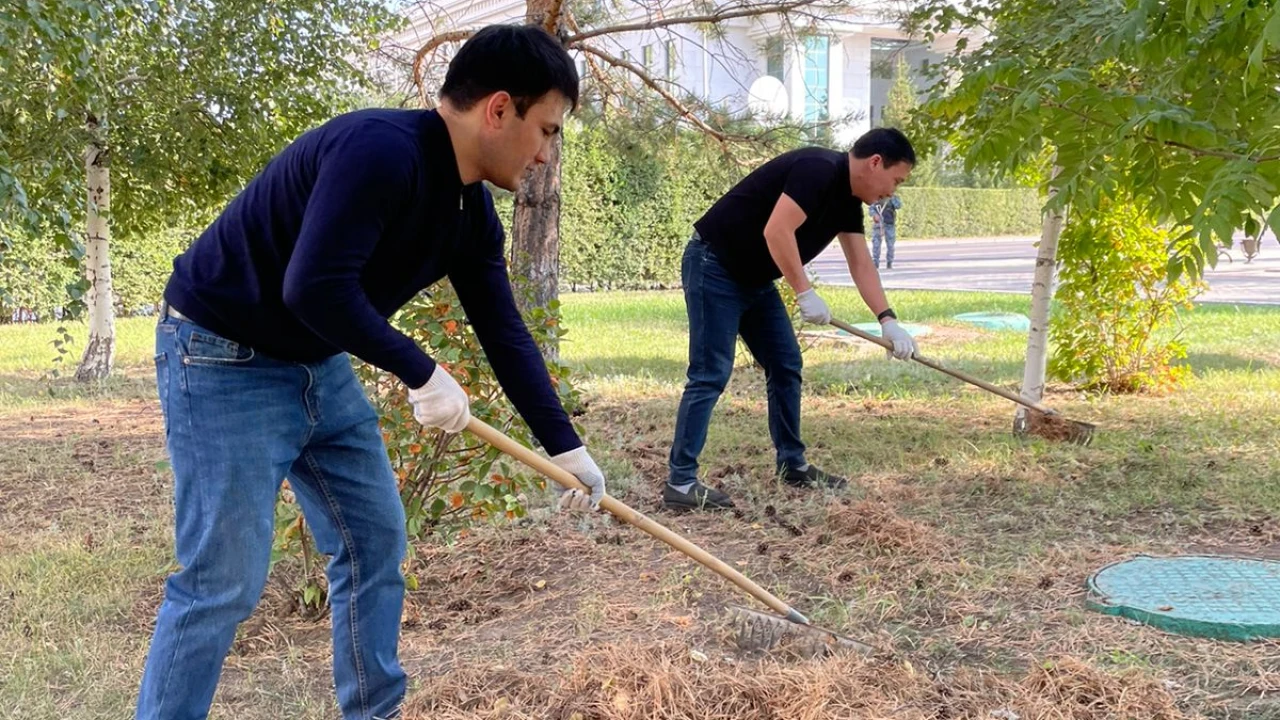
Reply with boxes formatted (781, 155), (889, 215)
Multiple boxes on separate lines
(837, 231), (891, 316)
(763, 193), (814, 293)
(449, 196), (581, 456)
(838, 231), (917, 360)
(282, 130), (436, 388)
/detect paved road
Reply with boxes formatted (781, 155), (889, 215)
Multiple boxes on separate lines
(811, 232), (1280, 305)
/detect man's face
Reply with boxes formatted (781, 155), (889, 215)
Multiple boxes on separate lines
(483, 90), (571, 191)
(854, 154), (912, 205)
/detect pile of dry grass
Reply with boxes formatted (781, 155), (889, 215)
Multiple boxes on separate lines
(823, 499), (948, 559)
(403, 641), (1189, 720)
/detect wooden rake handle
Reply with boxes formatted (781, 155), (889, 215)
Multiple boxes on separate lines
(829, 317), (1060, 416)
(465, 416), (810, 625)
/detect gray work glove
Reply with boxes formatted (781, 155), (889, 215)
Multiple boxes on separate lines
(548, 445), (607, 510)
(880, 319), (918, 361)
(407, 365), (470, 433)
(796, 288), (832, 324)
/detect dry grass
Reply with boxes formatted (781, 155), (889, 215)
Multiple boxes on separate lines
(404, 642), (1191, 720)
(3, 295), (1280, 719)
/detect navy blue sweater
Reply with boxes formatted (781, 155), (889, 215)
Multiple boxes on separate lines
(164, 109), (581, 455)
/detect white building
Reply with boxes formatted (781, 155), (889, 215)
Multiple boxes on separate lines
(385, 1), (967, 145)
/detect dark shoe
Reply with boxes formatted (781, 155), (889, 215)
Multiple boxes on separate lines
(886, 262), (893, 269)
(780, 465), (848, 490)
(662, 481), (736, 511)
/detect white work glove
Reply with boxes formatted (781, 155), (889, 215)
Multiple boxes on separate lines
(407, 365), (470, 433)
(880, 319), (918, 361)
(795, 288), (832, 325)
(548, 445), (607, 510)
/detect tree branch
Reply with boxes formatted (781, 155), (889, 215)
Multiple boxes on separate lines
(412, 29), (476, 108)
(578, 44), (736, 144)
(564, 0), (831, 45)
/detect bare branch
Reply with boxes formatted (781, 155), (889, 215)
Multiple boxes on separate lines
(412, 29), (476, 108)
(564, 0), (833, 45)
(579, 44), (738, 143)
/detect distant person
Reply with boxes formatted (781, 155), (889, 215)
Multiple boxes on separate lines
(871, 193), (902, 269)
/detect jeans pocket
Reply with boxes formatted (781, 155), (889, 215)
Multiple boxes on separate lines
(183, 328), (256, 366)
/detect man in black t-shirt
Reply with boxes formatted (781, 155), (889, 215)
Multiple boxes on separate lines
(664, 128), (920, 511)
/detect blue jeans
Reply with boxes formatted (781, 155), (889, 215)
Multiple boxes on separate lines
(872, 223), (896, 266)
(137, 316), (407, 720)
(668, 236), (805, 487)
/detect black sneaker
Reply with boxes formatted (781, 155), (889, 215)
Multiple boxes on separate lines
(886, 262), (893, 269)
(662, 481), (736, 511)
(780, 465), (848, 490)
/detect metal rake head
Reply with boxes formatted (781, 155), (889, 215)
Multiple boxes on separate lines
(725, 605), (878, 658)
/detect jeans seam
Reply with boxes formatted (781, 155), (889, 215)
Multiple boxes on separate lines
(302, 448), (369, 718)
(157, 333), (206, 717)
(153, 597), (196, 717)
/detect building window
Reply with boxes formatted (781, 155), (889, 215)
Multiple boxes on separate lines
(643, 44), (655, 72)
(765, 37), (784, 82)
(802, 36), (829, 123)
(871, 38), (909, 80)
(665, 40), (678, 81)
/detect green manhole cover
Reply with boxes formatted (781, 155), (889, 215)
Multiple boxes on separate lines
(837, 322), (932, 338)
(1086, 555), (1280, 641)
(953, 312), (1030, 332)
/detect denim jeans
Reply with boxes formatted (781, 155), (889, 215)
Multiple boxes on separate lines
(137, 315), (407, 720)
(872, 223), (896, 267)
(668, 235), (805, 487)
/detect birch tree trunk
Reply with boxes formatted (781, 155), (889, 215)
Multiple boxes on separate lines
(76, 114), (115, 382)
(1014, 171), (1064, 434)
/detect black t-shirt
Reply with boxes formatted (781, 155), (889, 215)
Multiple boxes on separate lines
(693, 147), (864, 286)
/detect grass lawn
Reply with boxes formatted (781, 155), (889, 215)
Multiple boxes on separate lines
(2, 289), (1278, 719)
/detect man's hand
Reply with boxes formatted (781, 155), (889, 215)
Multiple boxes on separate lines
(880, 319), (917, 361)
(407, 365), (470, 433)
(796, 288), (832, 325)
(549, 446), (607, 510)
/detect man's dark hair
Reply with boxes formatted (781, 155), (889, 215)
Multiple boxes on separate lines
(440, 24), (579, 116)
(851, 127), (916, 167)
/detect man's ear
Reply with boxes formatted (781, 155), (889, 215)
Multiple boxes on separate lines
(483, 92), (513, 128)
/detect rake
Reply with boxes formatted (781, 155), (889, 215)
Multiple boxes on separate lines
(830, 317), (1096, 445)
(466, 416), (878, 658)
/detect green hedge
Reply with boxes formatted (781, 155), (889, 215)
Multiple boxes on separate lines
(0, 226), (189, 322)
(540, 121), (742, 290)
(0, 228), (79, 321)
(3, 124), (1044, 317)
(894, 187), (1041, 239)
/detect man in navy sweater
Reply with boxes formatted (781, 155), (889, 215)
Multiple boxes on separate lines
(136, 25), (604, 720)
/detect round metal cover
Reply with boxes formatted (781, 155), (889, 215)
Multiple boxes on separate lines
(952, 312), (1030, 332)
(1086, 555), (1280, 641)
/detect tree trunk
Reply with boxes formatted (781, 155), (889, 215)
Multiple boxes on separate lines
(510, 0), (566, 360)
(1014, 171), (1064, 435)
(511, 135), (562, 317)
(76, 115), (115, 382)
